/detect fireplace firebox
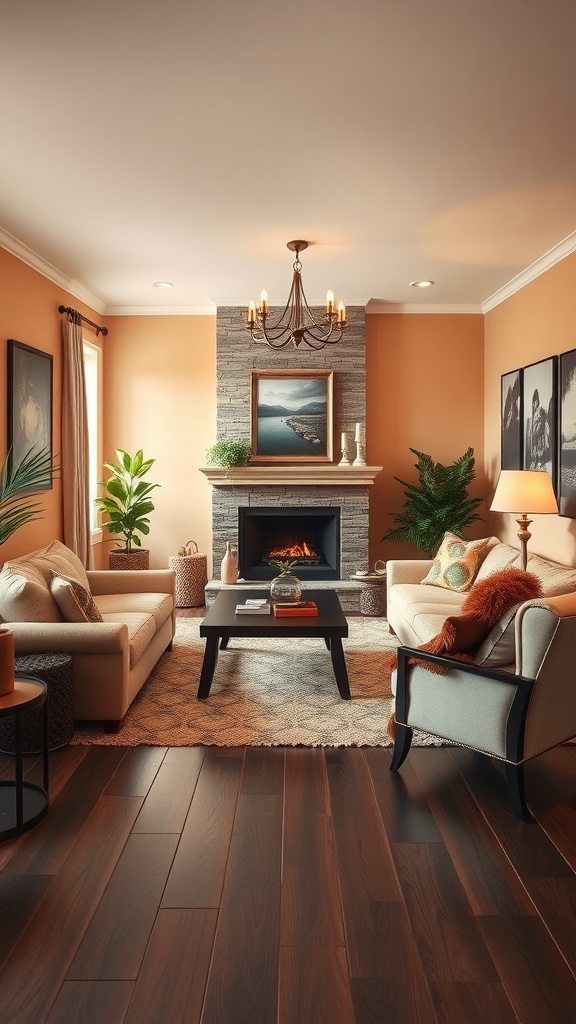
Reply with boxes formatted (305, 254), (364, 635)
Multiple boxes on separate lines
(238, 506), (340, 581)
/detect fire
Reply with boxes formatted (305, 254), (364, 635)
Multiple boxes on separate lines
(268, 540), (319, 559)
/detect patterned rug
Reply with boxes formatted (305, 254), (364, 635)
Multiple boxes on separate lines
(70, 617), (436, 748)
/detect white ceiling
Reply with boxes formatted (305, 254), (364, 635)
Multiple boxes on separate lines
(1, 0), (576, 315)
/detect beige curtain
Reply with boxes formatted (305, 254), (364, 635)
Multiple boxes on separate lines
(61, 312), (91, 566)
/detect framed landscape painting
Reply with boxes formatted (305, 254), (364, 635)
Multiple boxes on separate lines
(501, 367), (523, 470)
(7, 339), (54, 488)
(559, 347), (576, 517)
(522, 355), (558, 487)
(250, 369), (333, 463)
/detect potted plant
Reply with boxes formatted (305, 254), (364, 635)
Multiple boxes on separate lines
(383, 447), (483, 557)
(269, 558), (302, 603)
(205, 438), (252, 468)
(0, 445), (58, 549)
(95, 449), (159, 569)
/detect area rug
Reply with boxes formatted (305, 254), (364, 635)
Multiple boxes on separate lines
(70, 617), (440, 748)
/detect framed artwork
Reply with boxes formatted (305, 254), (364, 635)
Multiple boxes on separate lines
(250, 369), (334, 463)
(522, 355), (558, 487)
(558, 347), (576, 517)
(7, 339), (54, 489)
(501, 367), (523, 470)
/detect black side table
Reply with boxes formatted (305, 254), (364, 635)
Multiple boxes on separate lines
(0, 677), (49, 840)
(0, 653), (74, 753)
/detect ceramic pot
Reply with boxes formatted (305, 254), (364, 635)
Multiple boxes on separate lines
(220, 541), (238, 584)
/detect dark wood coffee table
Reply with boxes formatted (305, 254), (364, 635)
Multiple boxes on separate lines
(198, 588), (350, 700)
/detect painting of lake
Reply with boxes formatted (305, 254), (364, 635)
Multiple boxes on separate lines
(251, 371), (333, 461)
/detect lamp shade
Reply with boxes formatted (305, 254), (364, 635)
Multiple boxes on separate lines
(490, 470), (558, 514)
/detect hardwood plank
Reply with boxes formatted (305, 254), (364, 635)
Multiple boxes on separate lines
(278, 946), (355, 1024)
(409, 751), (536, 916)
(424, 980), (519, 1024)
(45, 980), (134, 1024)
(2, 746), (129, 876)
(280, 748), (344, 947)
(162, 747), (243, 908)
(364, 746), (444, 843)
(0, 794), (142, 1024)
(132, 746), (205, 833)
(240, 745), (285, 795)
(104, 745), (168, 797)
(124, 909), (217, 1024)
(519, 875), (576, 976)
(327, 748), (402, 902)
(0, 873), (52, 970)
(200, 750), (284, 1024)
(478, 914), (576, 1022)
(350, 975), (438, 1024)
(67, 833), (179, 980)
(392, 843), (499, 983)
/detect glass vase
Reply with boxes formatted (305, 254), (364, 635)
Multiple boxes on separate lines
(270, 573), (302, 603)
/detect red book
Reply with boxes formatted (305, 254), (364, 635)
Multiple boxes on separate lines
(273, 601), (318, 617)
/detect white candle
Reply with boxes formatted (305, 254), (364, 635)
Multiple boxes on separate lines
(354, 422), (365, 442)
(341, 431), (347, 448)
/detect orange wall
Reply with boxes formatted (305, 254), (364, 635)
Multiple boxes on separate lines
(101, 314), (216, 573)
(0, 247), (104, 562)
(366, 312), (486, 565)
(484, 251), (576, 565)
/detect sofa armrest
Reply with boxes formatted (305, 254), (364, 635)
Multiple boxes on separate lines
(87, 569), (175, 598)
(386, 559), (433, 587)
(7, 620), (130, 655)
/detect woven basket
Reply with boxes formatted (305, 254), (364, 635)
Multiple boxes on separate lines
(109, 549), (150, 571)
(169, 541), (208, 607)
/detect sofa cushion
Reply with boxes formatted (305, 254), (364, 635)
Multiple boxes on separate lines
(474, 605), (517, 668)
(94, 592), (173, 631)
(100, 612), (157, 668)
(421, 533), (493, 592)
(475, 542), (519, 580)
(27, 540), (91, 591)
(0, 560), (61, 623)
(50, 573), (104, 623)
(524, 553), (576, 596)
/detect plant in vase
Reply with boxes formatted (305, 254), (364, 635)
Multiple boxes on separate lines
(95, 449), (159, 569)
(269, 559), (302, 603)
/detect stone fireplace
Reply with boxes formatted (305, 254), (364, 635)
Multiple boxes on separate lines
(238, 505), (340, 580)
(201, 306), (380, 610)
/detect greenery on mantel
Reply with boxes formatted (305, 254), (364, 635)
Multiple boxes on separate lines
(205, 438), (252, 468)
(382, 447), (483, 557)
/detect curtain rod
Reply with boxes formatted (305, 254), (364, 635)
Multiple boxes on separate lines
(58, 304), (108, 336)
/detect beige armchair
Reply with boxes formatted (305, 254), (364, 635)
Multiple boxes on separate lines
(390, 592), (576, 820)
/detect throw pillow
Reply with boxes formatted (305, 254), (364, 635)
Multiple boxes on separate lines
(50, 573), (103, 623)
(421, 533), (491, 593)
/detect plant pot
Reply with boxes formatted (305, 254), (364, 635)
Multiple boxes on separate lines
(109, 549), (150, 571)
(270, 573), (302, 603)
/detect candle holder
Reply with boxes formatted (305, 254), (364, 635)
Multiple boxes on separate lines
(353, 440), (366, 466)
(339, 433), (351, 466)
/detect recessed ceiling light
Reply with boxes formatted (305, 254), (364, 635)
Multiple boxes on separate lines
(153, 281), (173, 289)
(410, 279), (435, 289)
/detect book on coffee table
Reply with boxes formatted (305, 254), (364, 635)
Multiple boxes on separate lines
(273, 601), (318, 617)
(235, 600), (272, 614)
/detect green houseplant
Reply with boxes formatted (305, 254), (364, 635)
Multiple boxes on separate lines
(0, 445), (58, 548)
(269, 558), (302, 603)
(205, 439), (252, 468)
(383, 447), (483, 557)
(95, 449), (159, 568)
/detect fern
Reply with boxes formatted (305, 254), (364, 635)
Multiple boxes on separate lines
(383, 447), (484, 557)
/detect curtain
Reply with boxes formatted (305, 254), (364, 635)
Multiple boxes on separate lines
(61, 312), (91, 567)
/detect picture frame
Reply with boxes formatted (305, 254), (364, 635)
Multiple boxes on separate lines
(7, 339), (54, 489)
(522, 355), (558, 488)
(250, 369), (334, 463)
(558, 347), (576, 518)
(501, 367), (523, 470)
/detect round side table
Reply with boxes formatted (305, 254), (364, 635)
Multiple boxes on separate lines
(0, 677), (49, 840)
(350, 573), (387, 616)
(0, 653), (74, 753)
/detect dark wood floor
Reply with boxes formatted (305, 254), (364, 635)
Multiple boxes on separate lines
(0, 610), (575, 1023)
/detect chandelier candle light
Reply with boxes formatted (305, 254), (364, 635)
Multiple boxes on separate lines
(246, 240), (346, 349)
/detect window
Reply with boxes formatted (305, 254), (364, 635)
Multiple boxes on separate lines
(83, 341), (101, 535)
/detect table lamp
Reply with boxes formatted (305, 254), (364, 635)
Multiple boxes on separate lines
(490, 470), (558, 570)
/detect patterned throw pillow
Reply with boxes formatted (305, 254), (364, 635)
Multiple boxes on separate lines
(50, 572), (103, 623)
(421, 533), (490, 593)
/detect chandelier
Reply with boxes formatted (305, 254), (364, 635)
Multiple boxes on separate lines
(246, 240), (346, 349)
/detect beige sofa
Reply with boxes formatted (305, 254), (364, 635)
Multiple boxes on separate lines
(0, 541), (176, 731)
(387, 538), (576, 663)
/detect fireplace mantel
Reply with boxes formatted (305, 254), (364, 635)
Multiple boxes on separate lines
(199, 465), (383, 487)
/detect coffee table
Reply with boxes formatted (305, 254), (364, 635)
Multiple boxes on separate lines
(198, 588), (350, 700)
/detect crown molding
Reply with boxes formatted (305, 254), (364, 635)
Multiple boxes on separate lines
(481, 230), (576, 312)
(365, 301), (482, 314)
(104, 303), (216, 316)
(0, 226), (106, 314)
